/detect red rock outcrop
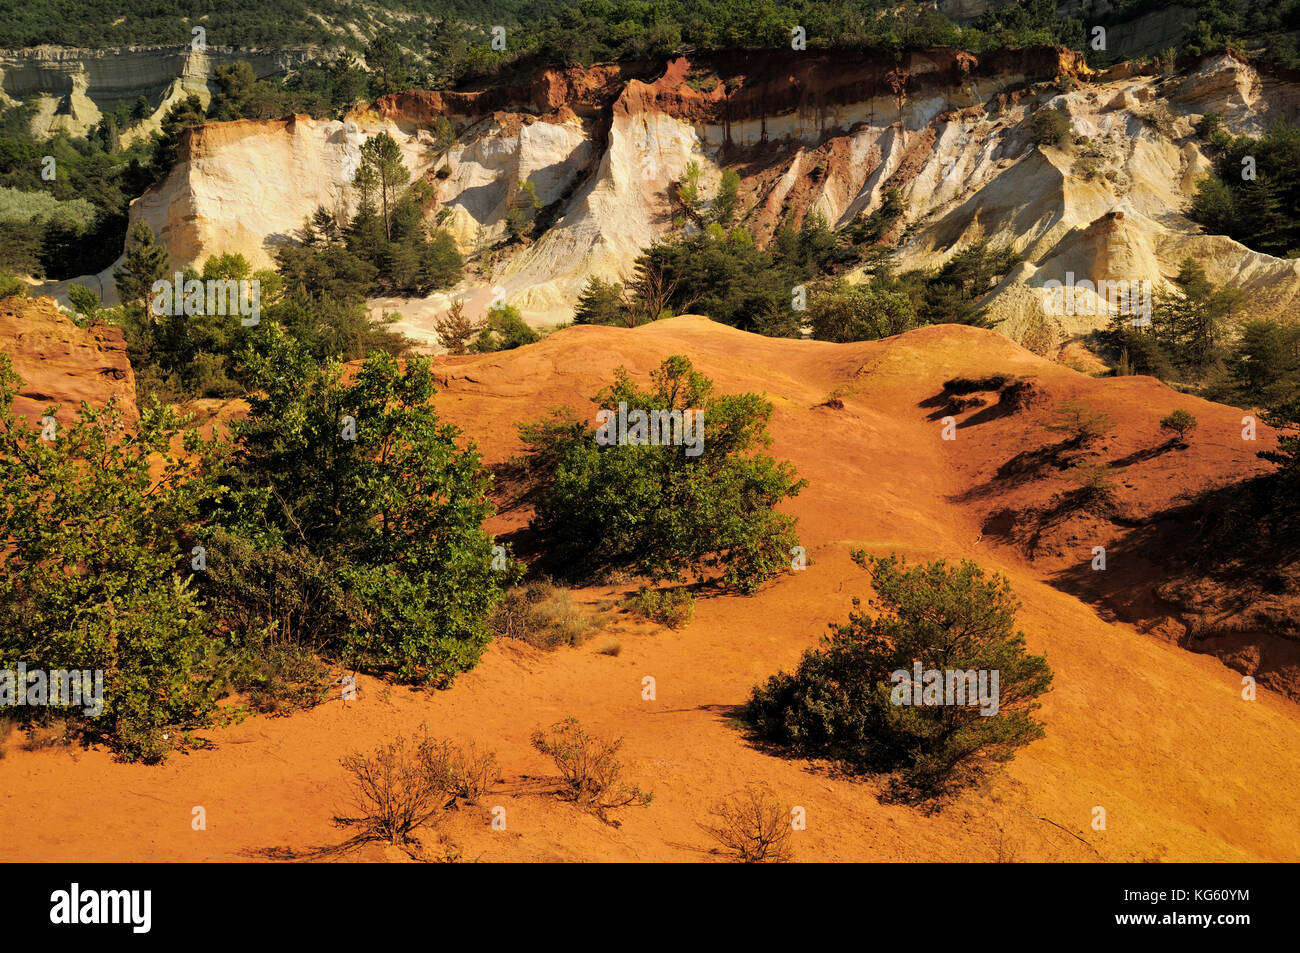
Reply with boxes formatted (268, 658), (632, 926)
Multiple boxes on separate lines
(0, 296), (137, 425)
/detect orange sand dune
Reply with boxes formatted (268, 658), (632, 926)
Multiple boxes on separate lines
(3, 317), (1297, 862)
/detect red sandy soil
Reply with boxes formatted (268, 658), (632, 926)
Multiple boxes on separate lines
(3, 317), (1298, 862)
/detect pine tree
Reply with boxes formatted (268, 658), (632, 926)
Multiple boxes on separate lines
(434, 299), (481, 354)
(113, 223), (169, 310)
(357, 133), (409, 241)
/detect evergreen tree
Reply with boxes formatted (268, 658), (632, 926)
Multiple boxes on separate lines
(356, 133), (409, 241)
(574, 276), (629, 326)
(113, 223), (169, 309)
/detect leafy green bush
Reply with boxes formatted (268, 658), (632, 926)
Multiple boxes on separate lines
(745, 552), (1052, 801)
(808, 280), (916, 342)
(1065, 462), (1121, 514)
(0, 356), (217, 762)
(1044, 399), (1116, 446)
(202, 329), (518, 685)
(848, 187), (904, 245)
(0, 186), (95, 231)
(0, 271), (25, 299)
(472, 304), (539, 352)
(1159, 409), (1198, 443)
(521, 355), (804, 593)
(66, 284), (98, 321)
(574, 276), (630, 326)
(219, 635), (333, 716)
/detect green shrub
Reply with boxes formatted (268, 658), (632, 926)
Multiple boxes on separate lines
(1030, 106), (1072, 149)
(1159, 409), (1198, 443)
(1195, 112), (1223, 140)
(745, 552), (1052, 802)
(1066, 462), (1121, 513)
(0, 271), (26, 299)
(808, 280), (916, 342)
(472, 304), (538, 352)
(218, 634), (333, 716)
(1072, 155), (1102, 181)
(849, 187), (903, 245)
(202, 329), (518, 685)
(574, 276), (630, 326)
(1044, 399), (1116, 446)
(67, 283), (98, 322)
(0, 356), (217, 762)
(521, 355), (804, 592)
(1259, 398), (1300, 507)
(0, 186), (95, 231)
(620, 587), (695, 629)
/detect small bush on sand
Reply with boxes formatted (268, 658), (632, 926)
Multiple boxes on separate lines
(530, 717), (652, 822)
(745, 552), (1052, 804)
(338, 732), (454, 844)
(943, 375), (1009, 395)
(0, 712), (14, 758)
(1066, 462), (1121, 514)
(820, 388), (846, 409)
(619, 587), (695, 629)
(700, 785), (793, 863)
(220, 636), (333, 715)
(20, 715), (77, 752)
(1159, 409), (1198, 444)
(490, 580), (595, 649)
(448, 742), (500, 804)
(1044, 399), (1116, 446)
(1031, 107), (1072, 149)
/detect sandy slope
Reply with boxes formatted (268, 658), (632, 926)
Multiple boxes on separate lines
(3, 317), (1297, 862)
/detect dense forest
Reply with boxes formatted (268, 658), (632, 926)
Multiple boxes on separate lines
(2, 1), (1298, 68)
(0, 0), (559, 48)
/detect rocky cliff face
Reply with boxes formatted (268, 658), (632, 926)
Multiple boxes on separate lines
(41, 46), (1300, 347)
(0, 44), (312, 140)
(0, 296), (136, 425)
(132, 113), (432, 272)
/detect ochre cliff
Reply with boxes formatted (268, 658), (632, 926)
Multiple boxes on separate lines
(0, 296), (136, 425)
